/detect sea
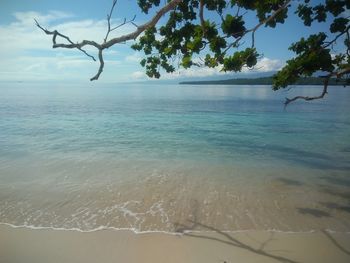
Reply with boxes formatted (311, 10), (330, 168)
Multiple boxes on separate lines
(0, 83), (349, 233)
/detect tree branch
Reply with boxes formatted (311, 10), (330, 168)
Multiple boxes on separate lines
(110, 15), (137, 32)
(36, 0), (183, 81)
(102, 0), (137, 43)
(102, 0), (182, 49)
(103, 0), (118, 43)
(35, 19), (97, 61)
(199, 0), (206, 35)
(90, 49), (105, 81)
(323, 25), (350, 49)
(284, 67), (350, 106)
(222, 0), (291, 54)
(248, 0), (291, 48)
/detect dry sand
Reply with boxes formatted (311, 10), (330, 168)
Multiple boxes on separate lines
(1, 224), (350, 263)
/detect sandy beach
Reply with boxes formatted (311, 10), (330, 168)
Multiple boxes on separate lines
(1, 224), (350, 263)
(1, 86), (350, 263)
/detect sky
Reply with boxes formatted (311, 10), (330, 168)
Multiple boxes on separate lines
(0, 0), (334, 83)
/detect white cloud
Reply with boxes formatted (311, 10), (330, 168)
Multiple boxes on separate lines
(154, 57), (284, 79)
(14, 11), (73, 25)
(125, 52), (142, 63)
(242, 57), (284, 73)
(166, 67), (223, 79)
(0, 11), (137, 82)
(131, 71), (146, 79)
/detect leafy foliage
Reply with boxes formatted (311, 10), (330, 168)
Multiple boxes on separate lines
(132, 0), (349, 93)
(133, 0), (292, 79)
(273, 0), (349, 90)
(38, 0), (349, 101)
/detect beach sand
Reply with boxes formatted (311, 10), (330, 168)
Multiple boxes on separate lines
(1, 224), (350, 263)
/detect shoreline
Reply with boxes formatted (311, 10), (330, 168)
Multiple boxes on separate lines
(2, 222), (349, 235)
(1, 224), (350, 263)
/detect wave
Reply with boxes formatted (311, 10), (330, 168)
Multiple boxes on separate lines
(2, 222), (349, 235)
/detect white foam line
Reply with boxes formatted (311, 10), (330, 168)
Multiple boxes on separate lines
(0, 222), (182, 236)
(1, 222), (349, 235)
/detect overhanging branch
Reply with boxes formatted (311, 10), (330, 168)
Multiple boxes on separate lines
(199, 0), (206, 35)
(222, 0), (291, 54)
(284, 67), (350, 106)
(35, 19), (97, 61)
(101, 0), (182, 49)
(248, 0), (291, 48)
(90, 49), (105, 81)
(35, 0), (183, 81)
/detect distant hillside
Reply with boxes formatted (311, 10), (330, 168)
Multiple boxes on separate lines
(179, 76), (347, 86)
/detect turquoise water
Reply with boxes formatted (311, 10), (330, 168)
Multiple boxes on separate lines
(0, 83), (349, 232)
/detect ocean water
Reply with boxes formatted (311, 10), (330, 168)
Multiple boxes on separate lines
(0, 83), (349, 233)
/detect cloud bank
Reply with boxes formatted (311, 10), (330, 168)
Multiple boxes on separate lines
(0, 11), (285, 83)
(130, 57), (284, 80)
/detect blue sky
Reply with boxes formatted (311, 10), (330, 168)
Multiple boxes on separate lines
(0, 0), (333, 83)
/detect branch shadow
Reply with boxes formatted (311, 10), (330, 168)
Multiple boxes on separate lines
(319, 176), (350, 187)
(276, 178), (303, 186)
(297, 207), (332, 218)
(319, 187), (350, 201)
(319, 202), (350, 214)
(174, 220), (301, 263)
(322, 230), (350, 256)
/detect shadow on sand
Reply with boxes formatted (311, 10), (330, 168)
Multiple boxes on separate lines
(322, 230), (350, 256)
(319, 202), (350, 214)
(319, 176), (350, 187)
(297, 207), (331, 218)
(275, 178), (303, 186)
(174, 218), (350, 262)
(174, 220), (301, 263)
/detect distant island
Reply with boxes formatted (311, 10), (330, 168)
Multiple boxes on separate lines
(179, 76), (347, 86)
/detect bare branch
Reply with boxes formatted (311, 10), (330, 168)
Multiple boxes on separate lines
(102, 0), (182, 49)
(36, 0), (182, 81)
(110, 15), (136, 31)
(284, 79), (329, 106)
(235, 6), (241, 17)
(102, 0), (137, 43)
(284, 67), (350, 106)
(90, 49), (105, 81)
(52, 39), (101, 50)
(199, 0), (205, 35)
(34, 19), (96, 61)
(347, 30), (350, 56)
(103, 0), (118, 43)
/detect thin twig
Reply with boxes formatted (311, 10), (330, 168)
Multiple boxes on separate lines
(103, 0), (137, 43)
(199, 0), (206, 36)
(104, 0), (118, 43)
(111, 15), (136, 31)
(102, 0), (182, 49)
(248, 0), (291, 48)
(323, 25), (350, 49)
(284, 67), (350, 106)
(222, 0), (291, 54)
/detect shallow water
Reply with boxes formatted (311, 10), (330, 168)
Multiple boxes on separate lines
(0, 83), (349, 232)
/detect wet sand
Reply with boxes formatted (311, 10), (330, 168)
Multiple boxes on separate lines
(2, 162), (350, 233)
(1, 224), (350, 263)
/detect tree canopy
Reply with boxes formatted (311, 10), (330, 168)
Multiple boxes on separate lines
(36, 0), (349, 105)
